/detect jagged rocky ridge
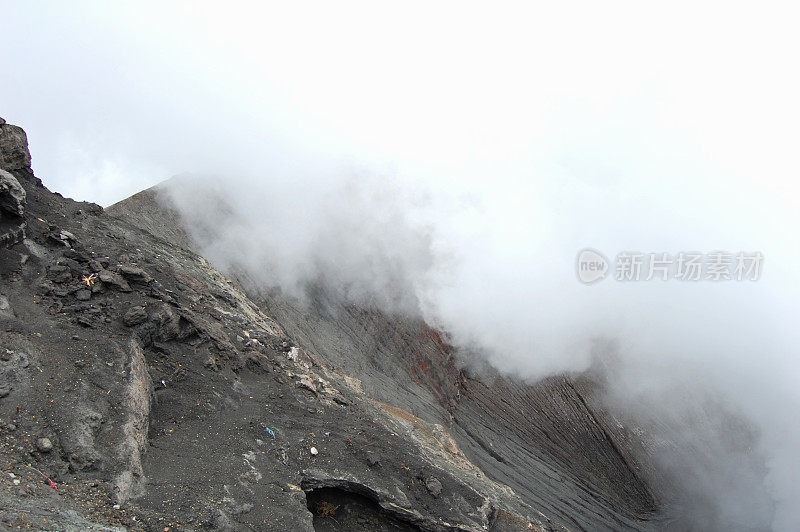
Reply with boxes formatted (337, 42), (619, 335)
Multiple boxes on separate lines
(0, 117), (664, 531)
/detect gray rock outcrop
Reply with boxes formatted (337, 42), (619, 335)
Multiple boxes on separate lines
(0, 118), (32, 171)
(0, 169), (25, 218)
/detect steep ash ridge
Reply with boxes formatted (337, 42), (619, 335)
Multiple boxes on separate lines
(112, 182), (665, 527)
(1, 117), (660, 531)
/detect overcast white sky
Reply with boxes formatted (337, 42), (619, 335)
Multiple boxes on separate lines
(2, 2), (798, 206)
(3, 2), (800, 528)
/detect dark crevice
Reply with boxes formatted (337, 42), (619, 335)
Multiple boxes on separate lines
(304, 487), (420, 532)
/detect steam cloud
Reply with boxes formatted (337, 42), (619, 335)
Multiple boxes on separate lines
(3, 3), (800, 529)
(159, 150), (798, 528)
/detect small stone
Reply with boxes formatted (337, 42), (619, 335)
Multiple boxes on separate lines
(48, 232), (70, 247)
(366, 453), (381, 467)
(48, 230), (77, 247)
(118, 265), (153, 284)
(296, 375), (317, 394)
(75, 289), (91, 301)
(0, 384), (11, 398)
(60, 251), (86, 265)
(98, 270), (131, 292)
(88, 260), (103, 272)
(310, 447), (318, 456)
(36, 437), (53, 453)
(12, 479), (20, 485)
(48, 265), (72, 284)
(76, 316), (94, 328)
(123, 306), (148, 327)
(425, 477), (443, 498)
(0, 296), (14, 319)
(232, 503), (253, 516)
(0, 223), (26, 248)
